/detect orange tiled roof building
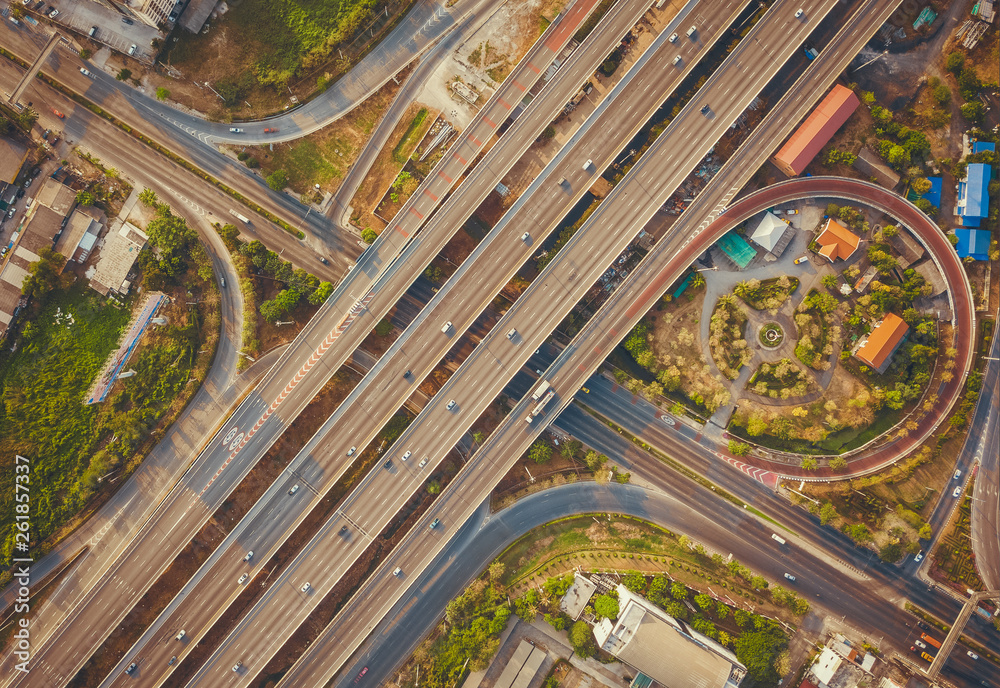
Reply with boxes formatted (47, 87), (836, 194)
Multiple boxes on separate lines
(772, 85), (860, 176)
(815, 218), (860, 262)
(855, 313), (909, 374)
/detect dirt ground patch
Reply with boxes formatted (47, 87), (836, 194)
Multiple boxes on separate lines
(349, 100), (434, 232)
(66, 369), (359, 688)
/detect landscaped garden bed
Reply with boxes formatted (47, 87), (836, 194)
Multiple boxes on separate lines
(747, 358), (811, 399)
(709, 294), (752, 379)
(734, 275), (799, 311)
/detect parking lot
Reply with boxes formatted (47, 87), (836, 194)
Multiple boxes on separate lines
(18, 0), (161, 64)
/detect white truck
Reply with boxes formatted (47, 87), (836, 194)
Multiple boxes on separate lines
(530, 380), (551, 401)
(526, 389), (555, 424)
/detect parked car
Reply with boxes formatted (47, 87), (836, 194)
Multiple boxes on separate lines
(47, 8), (58, 18)
(127, 44), (137, 56)
(794, 256), (809, 264)
(122, 17), (134, 24)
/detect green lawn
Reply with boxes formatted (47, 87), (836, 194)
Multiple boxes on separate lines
(0, 287), (132, 564)
(0, 284), (204, 566)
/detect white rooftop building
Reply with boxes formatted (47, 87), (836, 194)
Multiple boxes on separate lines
(594, 585), (746, 688)
(750, 212), (790, 253)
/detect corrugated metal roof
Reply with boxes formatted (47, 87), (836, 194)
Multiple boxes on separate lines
(773, 85), (859, 176)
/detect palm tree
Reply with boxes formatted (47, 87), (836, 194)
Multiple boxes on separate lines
(691, 272), (706, 289)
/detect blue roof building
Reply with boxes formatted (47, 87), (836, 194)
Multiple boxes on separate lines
(955, 228), (991, 261)
(955, 163), (991, 227)
(972, 141), (996, 154)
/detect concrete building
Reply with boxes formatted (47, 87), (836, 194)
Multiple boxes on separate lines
(90, 221), (148, 296)
(750, 212), (790, 254)
(955, 163), (992, 227)
(179, 0), (218, 33)
(0, 136), (29, 186)
(560, 572), (598, 621)
(55, 208), (104, 266)
(854, 312), (909, 374)
(815, 218), (860, 263)
(853, 148), (900, 189)
(772, 85), (860, 176)
(34, 178), (77, 218)
(594, 585), (746, 688)
(955, 228), (991, 261)
(130, 0), (174, 27)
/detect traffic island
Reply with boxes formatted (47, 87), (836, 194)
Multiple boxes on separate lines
(759, 322), (784, 348)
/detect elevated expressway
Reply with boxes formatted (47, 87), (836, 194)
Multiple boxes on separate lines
(99, 0), (750, 684)
(165, 0), (897, 685)
(0, 0), (639, 683)
(241, 0), (934, 686)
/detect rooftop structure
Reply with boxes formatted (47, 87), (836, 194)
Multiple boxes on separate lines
(90, 222), (148, 296)
(55, 209), (103, 266)
(716, 231), (757, 269)
(492, 641), (547, 688)
(560, 572), (598, 621)
(811, 648), (842, 688)
(886, 227), (924, 269)
(772, 85), (860, 176)
(971, 141), (996, 155)
(854, 148), (900, 189)
(130, 0), (173, 27)
(855, 312), (909, 374)
(750, 212), (789, 252)
(922, 176), (942, 208)
(815, 218), (860, 262)
(594, 585), (746, 688)
(955, 228), (990, 261)
(34, 178), (76, 218)
(0, 136), (29, 185)
(955, 163), (991, 227)
(0, 207), (61, 338)
(180, 0), (218, 33)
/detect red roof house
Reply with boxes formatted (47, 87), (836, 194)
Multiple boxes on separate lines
(772, 85), (860, 176)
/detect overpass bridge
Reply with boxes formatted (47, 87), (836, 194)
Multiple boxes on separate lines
(6, 31), (64, 106)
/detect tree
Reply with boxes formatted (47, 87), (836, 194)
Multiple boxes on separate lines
(918, 524), (933, 540)
(17, 107), (38, 131)
(594, 594), (619, 620)
(266, 169), (289, 191)
(116, 68), (132, 81)
(139, 188), (158, 206)
(308, 281), (333, 305)
(879, 542), (903, 563)
(528, 441), (552, 464)
(821, 274), (839, 291)
(801, 458), (817, 471)
(819, 502), (838, 526)
(734, 624), (787, 685)
(215, 223), (241, 251)
(621, 571), (646, 593)
(829, 456), (848, 471)
(945, 51), (964, 74)
(374, 318), (393, 337)
(671, 582), (688, 600)
(694, 594), (714, 611)
(569, 621), (595, 657)
(21, 247), (67, 298)
(960, 101), (984, 124)
(75, 190), (95, 206)
(361, 228), (377, 244)
(887, 144), (909, 167)
(746, 414), (768, 436)
(911, 177), (932, 195)
(691, 272), (706, 289)
(155, 87), (171, 101)
(583, 450), (607, 472)
(728, 440), (750, 457)
(561, 438), (582, 461)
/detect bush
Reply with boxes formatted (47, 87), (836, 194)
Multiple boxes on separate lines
(728, 440), (750, 456)
(155, 87), (170, 101)
(266, 170), (289, 191)
(361, 228), (377, 244)
(569, 621), (595, 657)
(116, 68), (132, 81)
(374, 318), (393, 337)
(945, 51), (964, 74)
(594, 594), (619, 620)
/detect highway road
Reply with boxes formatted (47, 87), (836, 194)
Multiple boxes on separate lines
(261, 1), (937, 685)
(99, 1), (741, 684)
(194, 1), (873, 685)
(0, 1), (641, 684)
(970, 321), (1000, 591)
(335, 483), (997, 688)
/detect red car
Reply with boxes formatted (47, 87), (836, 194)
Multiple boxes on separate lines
(52, 109), (65, 119)
(264, 127), (277, 133)
(354, 667), (368, 683)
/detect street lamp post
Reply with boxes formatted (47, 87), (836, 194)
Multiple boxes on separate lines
(851, 50), (888, 74)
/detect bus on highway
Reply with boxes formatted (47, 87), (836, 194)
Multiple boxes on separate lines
(920, 633), (942, 649)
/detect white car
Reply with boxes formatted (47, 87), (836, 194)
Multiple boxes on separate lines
(914, 639), (927, 649)
(914, 551), (924, 562)
(967, 650), (978, 660)
(48, 9), (59, 18)
(232, 662), (242, 672)
(446, 399), (456, 410)
(401, 451), (411, 461)
(953, 469), (962, 480)
(347, 446), (356, 456)
(79, 68), (92, 77)
(794, 9), (803, 18)
(784, 573), (796, 582)
(238, 573), (248, 585)
(300, 582), (310, 592)
(668, 33), (678, 42)
(418, 457), (428, 468)
(229, 127), (243, 133)
(953, 486), (962, 498)
(243, 551), (253, 562)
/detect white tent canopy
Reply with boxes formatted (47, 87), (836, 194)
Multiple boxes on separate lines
(750, 212), (787, 252)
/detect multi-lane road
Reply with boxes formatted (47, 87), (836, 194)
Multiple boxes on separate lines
(1, 0), (656, 683)
(970, 324), (1000, 590)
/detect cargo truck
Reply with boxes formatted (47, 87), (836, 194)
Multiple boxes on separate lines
(530, 380), (551, 401)
(526, 389), (555, 424)
(920, 633), (942, 649)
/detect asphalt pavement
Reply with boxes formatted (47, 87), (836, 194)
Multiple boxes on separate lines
(969, 321), (1000, 590)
